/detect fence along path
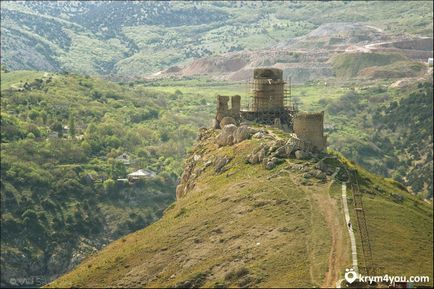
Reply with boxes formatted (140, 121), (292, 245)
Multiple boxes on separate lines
(350, 170), (374, 275)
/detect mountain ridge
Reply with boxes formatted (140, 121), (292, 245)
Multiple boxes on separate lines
(2, 1), (432, 79)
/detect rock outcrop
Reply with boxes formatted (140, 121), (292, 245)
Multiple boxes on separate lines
(216, 124), (255, 147)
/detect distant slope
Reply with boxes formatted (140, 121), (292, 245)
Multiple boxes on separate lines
(323, 79), (433, 198)
(1, 1), (433, 79)
(0, 70), (212, 286)
(331, 52), (408, 78)
(159, 26), (431, 83)
(46, 127), (433, 288)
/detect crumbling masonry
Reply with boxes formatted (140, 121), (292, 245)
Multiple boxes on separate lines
(293, 111), (327, 151)
(214, 95), (241, 128)
(214, 67), (327, 151)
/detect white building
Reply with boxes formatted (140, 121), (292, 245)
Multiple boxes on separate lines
(127, 169), (156, 181)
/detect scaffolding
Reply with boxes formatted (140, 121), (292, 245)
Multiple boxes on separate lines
(241, 72), (297, 127)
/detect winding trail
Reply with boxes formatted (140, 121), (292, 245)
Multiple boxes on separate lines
(341, 182), (358, 272)
(336, 182), (359, 288)
(318, 189), (346, 288)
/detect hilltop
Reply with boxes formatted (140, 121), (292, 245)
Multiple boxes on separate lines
(46, 125), (433, 288)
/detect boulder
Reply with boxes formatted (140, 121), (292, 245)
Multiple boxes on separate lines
(274, 146), (287, 158)
(257, 148), (266, 163)
(246, 146), (267, 165)
(212, 118), (220, 129)
(216, 124), (237, 146)
(220, 116), (237, 127)
(273, 157), (285, 165)
(252, 131), (265, 139)
(252, 143), (266, 154)
(295, 150), (308, 160)
(303, 172), (312, 179)
(265, 160), (276, 170)
(234, 125), (252, 143)
(247, 153), (259, 164)
(193, 154), (201, 161)
(215, 156), (231, 173)
(312, 169), (327, 180)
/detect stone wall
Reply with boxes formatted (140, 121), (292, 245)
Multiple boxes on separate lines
(231, 94), (241, 116)
(293, 111), (327, 151)
(215, 95), (241, 128)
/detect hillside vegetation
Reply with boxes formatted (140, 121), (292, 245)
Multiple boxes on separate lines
(1, 1), (433, 287)
(0, 70), (213, 285)
(1, 1), (432, 79)
(142, 76), (434, 198)
(46, 127), (433, 288)
(331, 52), (408, 78)
(320, 80), (433, 198)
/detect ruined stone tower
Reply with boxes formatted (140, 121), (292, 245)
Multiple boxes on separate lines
(251, 68), (285, 112)
(293, 111), (327, 151)
(240, 68), (295, 126)
(213, 67), (327, 152)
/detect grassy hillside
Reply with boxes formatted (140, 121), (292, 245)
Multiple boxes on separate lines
(1, 68), (432, 287)
(0, 70), (213, 286)
(46, 127), (433, 288)
(1, 1), (432, 78)
(331, 52), (409, 79)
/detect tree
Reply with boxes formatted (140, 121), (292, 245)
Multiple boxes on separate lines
(69, 114), (76, 138)
(103, 179), (116, 193)
(110, 160), (127, 179)
(51, 122), (63, 137)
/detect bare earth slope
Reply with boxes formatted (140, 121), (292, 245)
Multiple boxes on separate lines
(159, 23), (432, 83)
(46, 127), (433, 288)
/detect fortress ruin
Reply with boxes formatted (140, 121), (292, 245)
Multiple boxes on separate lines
(293, 111), (327, 151)
(214, 67), (327, 151)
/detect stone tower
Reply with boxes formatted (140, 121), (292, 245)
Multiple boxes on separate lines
(293, 111), (327, 151)
(251, 68), (285, 112)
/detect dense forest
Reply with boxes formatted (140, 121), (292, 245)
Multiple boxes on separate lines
(0, 69), (212, 284)
(324, 81), (433, 198)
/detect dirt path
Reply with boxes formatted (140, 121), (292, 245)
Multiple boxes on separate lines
(341, 183), (358, 273)
(313, 186), (348, 288)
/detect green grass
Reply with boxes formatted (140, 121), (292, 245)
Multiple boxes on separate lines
(0, 70), (49, 90)
(46, 135), (336, 288)
(358, 60), (426, 79)
(291, 83), (347, 111)
(331, 52), (408, 79)
(46, 129), (432, 288)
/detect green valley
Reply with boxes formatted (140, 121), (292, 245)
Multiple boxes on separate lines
(0, 69), (212, 285)
(1, 1), (433, 288)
